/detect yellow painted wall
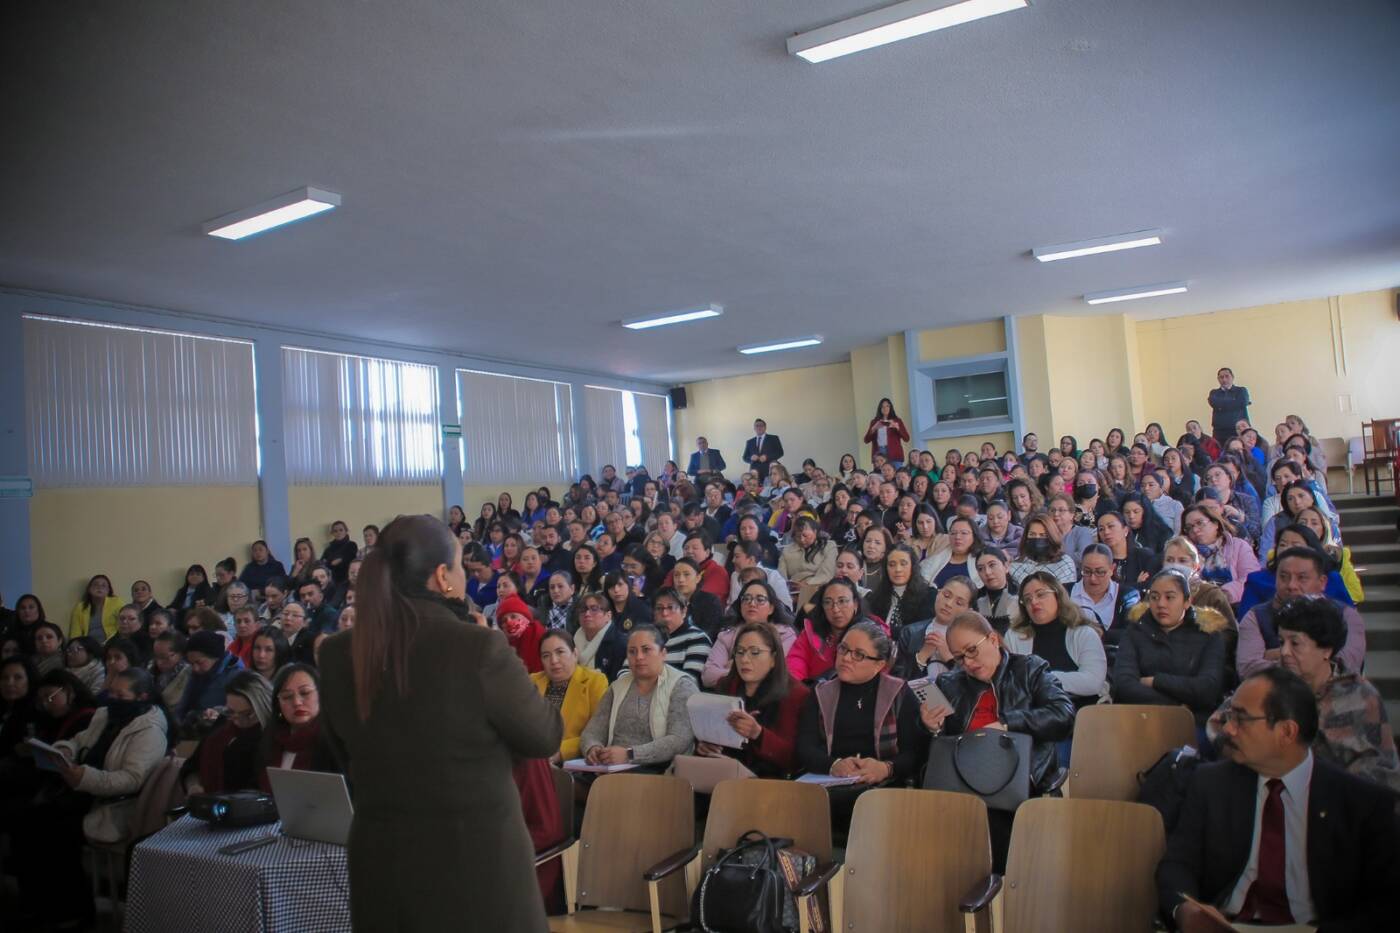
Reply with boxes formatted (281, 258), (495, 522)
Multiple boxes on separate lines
(850, 336), (911, 468)
(917, 320), (1005, 361)
(288, 484), (443, 547)
(1037, 313), (1141, 445)
(675, 362), (858, 475)
(29, 486), (262, 615)
(1135, 289), (1400, 443)
(1014, 315), (1053, 445)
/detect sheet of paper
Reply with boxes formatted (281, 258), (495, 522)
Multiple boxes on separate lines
(562, 758), (639, 774)
(795, 773), (863, 787)
(686, 693), (746, 749)
(25, 738), (69, 773)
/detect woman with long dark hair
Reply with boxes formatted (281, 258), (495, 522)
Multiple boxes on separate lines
(68, 573), (122, 643)
(319, 514), (561, 932)
(864, 397), (911, 467)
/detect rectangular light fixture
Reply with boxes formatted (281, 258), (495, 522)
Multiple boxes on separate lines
(739, 336), (824, 355)
(1033, 228), (1163, 263)
(788, 0), (1028, 64)
(1084, 281), (1189, 305)
(204, 186), (341, 240)
(622, 303), (723, 330)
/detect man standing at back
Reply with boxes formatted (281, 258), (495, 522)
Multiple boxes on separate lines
(687, 436), (726, 480)
(743, 418), (784, 481)
(1158, 667), (1398, 932)
(1207, 368), (1251, 444)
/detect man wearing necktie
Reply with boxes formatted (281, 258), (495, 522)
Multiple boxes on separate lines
(742, 418), (784, 481)
(1157, 667), (1398, 931)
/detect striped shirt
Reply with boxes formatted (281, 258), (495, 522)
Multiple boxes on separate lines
(663, 621), (712, 684)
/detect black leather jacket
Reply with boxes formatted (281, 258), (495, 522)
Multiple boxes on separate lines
(933, 650), (1075, 791)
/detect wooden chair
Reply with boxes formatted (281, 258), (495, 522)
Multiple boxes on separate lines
(645, 778), (833, 933)
(1361, 418), (1400, 494)
(817, 788), (994, 933)
(1067, 704), (1196, 801)
(86, 753), (186, 931)
(538, 772), (694, 932)
(964, 798), (1164, 932)
(551, 767), (576, 843)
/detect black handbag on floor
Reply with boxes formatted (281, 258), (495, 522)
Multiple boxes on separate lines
(691, 830), (796, 933)
(923, 727), (1032, 811)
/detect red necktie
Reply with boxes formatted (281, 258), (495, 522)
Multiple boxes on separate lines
(1239, 779), (1294, 923)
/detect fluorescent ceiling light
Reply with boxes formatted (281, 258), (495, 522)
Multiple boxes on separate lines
(788, 0), (1028, 64)
(622, 304), (723, 330)
(1084, 281), (1189, 305)
(1033, 228), (1163, 263)
(739, 336), (824, 355)
(204, 186), (341, 240)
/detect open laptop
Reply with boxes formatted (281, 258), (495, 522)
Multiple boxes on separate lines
(265, 768), (354, 846)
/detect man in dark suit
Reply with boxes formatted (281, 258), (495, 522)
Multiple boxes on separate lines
(687, 436), (726, 478)
(1158, 667), (1399, 932)
(742, 418), (784, 481)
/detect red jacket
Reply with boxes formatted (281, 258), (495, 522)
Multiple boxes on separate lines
(864, 416), (911, 463)
(229, 634), (256, 667)
(719, 678), (811, 777)
(506, 619), (546, 674)
(662, 558), (731, 604)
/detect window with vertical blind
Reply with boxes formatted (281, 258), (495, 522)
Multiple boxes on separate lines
(24, 315), (258, 486)
(632, 391), (673, 473)
(282, 347), (441, 485)
(456, 369), (576, 484)
(582, 385), (628, 478)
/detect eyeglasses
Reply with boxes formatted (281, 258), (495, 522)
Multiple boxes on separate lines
(949, 633), (992, 665)
(739, 594), (770, 605)
(655, 603), (682, 613)
(733, 647), (773, 659)
(224, 706), (258, 726)
(1219, 707), (1268, 727)
(821, 596), (854, 608)
(1081, 567), (1111, 579)
(1184, 519), (1209, 531)
(835, 644), (880, 663)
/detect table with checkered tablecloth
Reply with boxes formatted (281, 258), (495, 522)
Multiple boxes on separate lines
(125, 816), (351, 933)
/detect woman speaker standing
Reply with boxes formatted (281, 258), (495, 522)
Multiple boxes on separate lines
(320, 515), (562, 931)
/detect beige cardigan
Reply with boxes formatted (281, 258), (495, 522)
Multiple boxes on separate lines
(56, 706), (168, 841)
(779, 539), (837, 609)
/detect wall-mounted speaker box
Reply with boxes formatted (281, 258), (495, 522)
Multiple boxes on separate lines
(670, 386), (688, 409)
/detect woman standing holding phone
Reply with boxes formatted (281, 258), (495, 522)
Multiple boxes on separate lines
(864, 398), (911, 468)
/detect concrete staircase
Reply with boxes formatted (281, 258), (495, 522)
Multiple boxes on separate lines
(1335, 494), (1400, 723)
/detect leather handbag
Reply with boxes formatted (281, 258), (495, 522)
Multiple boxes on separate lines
(691, 830), (797, 933)
(923, 728), (1032, 812)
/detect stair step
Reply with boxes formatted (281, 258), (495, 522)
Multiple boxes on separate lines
(1367, 651), (1400, 701)
(1349, 543), (1400, 563)
(1340, 524), (1399, 546)
(1337, 505), (1400, 524)
(1335, 493), (1397, 509)
(1367, 613), (1400, 651)
(1388, 702), (1400, 729)
(1356, 562), (1400, 586)
(1359, 585), (1400, 611)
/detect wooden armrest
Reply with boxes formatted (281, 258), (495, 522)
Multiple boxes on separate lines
(795, 860), (842, 898)
(958, 873), (1003, 913)
(534, 838), (576, 868)
(643, 843), (702, 882)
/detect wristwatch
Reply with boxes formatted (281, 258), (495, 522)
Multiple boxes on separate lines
(625, 747), (635, 762)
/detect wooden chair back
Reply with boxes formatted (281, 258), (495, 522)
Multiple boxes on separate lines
(1068, 704), (1196, 801)
(701, 779), (832, 869)
(575, 773), (694, 918)
(840, 788), (991, 932)
(1002, 798), (1164, 932)
(551, 767), (574, 842)
(1364, 418), (1400, 458)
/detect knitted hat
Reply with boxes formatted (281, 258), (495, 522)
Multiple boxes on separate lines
(496, 595), (535, 625)
(186, 630), (226, 660)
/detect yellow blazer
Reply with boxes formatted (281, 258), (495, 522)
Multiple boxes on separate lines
(68, 596), (123, 641)
(530, 664), (608, 761)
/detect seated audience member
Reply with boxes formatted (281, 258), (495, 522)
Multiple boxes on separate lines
(571, 544), (604, 595)
(1236, 546), (1367, 681)
(1097, 510), (1160, 590)
(537, 571), (578, 632)
(248, 626), (289, 682)
(621, 546), (665, 600)
(278, 602), (317, 665)
(288, 538), (317, 586)
(169, 564), (214, 628)
(13, 667), (175, 929)
(602, 571), (653, 635)
(890, 576), (976, 681)
(787, 578), (886, 683)
(1008, 571), (1107, 714)
(677, 532), (732, 603)
(981, 501), (1023, 552)
(258, 663), (339, 790)
(63, 635), (106, 695)
(670, 558), (724, 641)
(728, 541), (793, 610)
(919, 515), (984, 589)
(1183, 505), (1260, 604)
(922, 611), (1076, 868)
(1237, 524), (1353, 617)
(703, 580), (798, 688)
(0, 657), (37, 760)
(974, 547), (1021, 635)
(218, 582), (255, 635)
(211, 557), (239, 613)
(68, 574), (122, 643)
(1008, 513), (1077, 586)
(832, 547), (870, 597)
(1294, 506), (1364, 605)
(697, 621), (812, 777)
(113, 602), (152, 665)
(150, 631), (191, 710)
(796, 621), (925, 830)
(778, 517), (838, 612)
(297, 579), (340, 636)
(5, 593), (47, 655)
(33, 669), (99, 746)
(259, 577), (293, 622)
(101, 636), (142, 688)
(870, 544), (937, 634)
(1200, 462), (1261, 545)
(181, 670), (274, 795)
(31, 621), (67, 676)
(1138, 472), (1184, 535)
(320, 520), (359, 583)
(183, 605), (229, 643)
(1159, 668), (1399, 932)
(176, 630), (246, 730)
(579, 625), (698, 772)
(1111, 569), (1229, 727)
(530, 629), (608, 763)
(496, 595), (546, 674)
(1046, 494), (1096, 570)
(239, 540), (288, 595)
(651, 586), (711, 683)
(1208, 597), (1400, 798)
(129, 580), (163, 628)
(228, 605), (261, 666)
(1070, 543), (1138, 636)
(145, 608), (174, 640)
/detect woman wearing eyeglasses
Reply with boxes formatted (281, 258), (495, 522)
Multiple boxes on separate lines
(796, 620), (924, 830)
(695, 621), (811, 777)
(181, 670), (273, 795)
(256, 663), (339, 791)
(890, 576), (976, 681)
(1007, 571), (1107, 720)
(1183, 505), (1260, 604)
(530, 629), (608, 765)
(574, 589), (630, 682)
(920, 611), (1075, 870)
(702, 580), (797, 688)
(786, 578), (888, 684)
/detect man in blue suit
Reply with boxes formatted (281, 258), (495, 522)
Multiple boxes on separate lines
(687, 436), (726, 479)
